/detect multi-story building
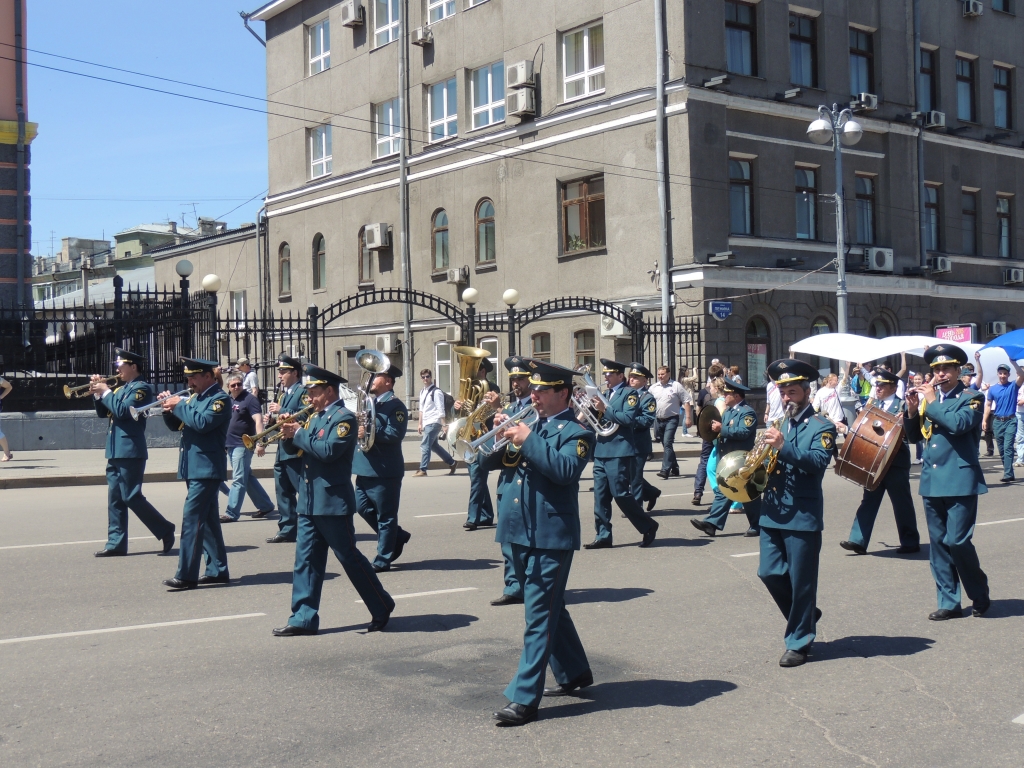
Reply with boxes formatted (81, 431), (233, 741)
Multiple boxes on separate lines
(230, 0), (1023, 395)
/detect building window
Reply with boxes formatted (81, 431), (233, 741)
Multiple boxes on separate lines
(375, 0), (400, 47)
(475, 199), (496, 263)
(925, 184), (940, 251)
(962, 191), (977, 255)
(427, 0), (454, 23)
(849, 28), (873, 97)
(920, 48), (936, 113)
(308, 19), (330, 75)
(531, 332), (551, 362)
(562, 175), (606, 252)
(279, 242), (291, 295)
(374, 98), (401, 158)
(471, 61), (505, 129)
(312, 234), (327, 290)
(992, 0), (1012, 12)
(725, 1), (756, 76)
(432, 209), (449, 270)
(480, 337), (499, 387)
(855, 175), (875, 245)
(357, 227), (373, 284)
(956, 57), (975, 122)
(745, 318), (770, 388)
(428, 78), (457, 142)
(789, 14), (816, 88)
(795, 168), (817, 240)
(574, 329), (596, 370)
(310, 125), (332, 179)
(729, 159), (753, 235)
(563, 22), (605, 102)
(231, 290), (246, 321)
(995, 66), (1012, 129)
(997, 196), (1013, 258)
(810, 318), (833, 377)
(435, 342), (452, 393)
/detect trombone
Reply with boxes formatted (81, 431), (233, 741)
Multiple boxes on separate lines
(454, 405), (539, 464)
(243, 404), (315, 450)
(64, 376), (118, 399)
(130, 389), (190, 420)
(570, 365), (619, 437)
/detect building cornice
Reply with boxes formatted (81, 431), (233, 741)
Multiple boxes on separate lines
(248, 0), (302, 22)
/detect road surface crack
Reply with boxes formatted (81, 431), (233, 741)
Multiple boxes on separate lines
(877, 658), (958, 721)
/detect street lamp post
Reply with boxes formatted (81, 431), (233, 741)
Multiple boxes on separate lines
(462, 287), (478, 347)
(175, 260), (194, 358)
(202, 273), (221, 362)
(503, 288), (520, 357)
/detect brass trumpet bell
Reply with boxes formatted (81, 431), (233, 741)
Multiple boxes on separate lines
(716, 450), (770, 503)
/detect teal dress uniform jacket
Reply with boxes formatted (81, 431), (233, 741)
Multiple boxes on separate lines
(275, 384), (308, 462)
(703, 401), (762, 531)
(96, 380), (153, 459)
(594, 385), (640, 458)
(351, 391), (408, 477)
(272, 383), (307, 540)
(290, 402), (358, 516)
(632, 388), (657, 456)
(164, 386), (232, 481)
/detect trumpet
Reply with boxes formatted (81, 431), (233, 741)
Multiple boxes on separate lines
(243, 404), (315, 450)
(63, 376), (119, 399)
(130, 389), (191, 420)
(454, 406), (539, 464)
(570, 365), (619, 437)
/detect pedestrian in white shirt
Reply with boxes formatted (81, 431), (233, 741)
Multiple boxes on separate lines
(813, 373), (847, 431)
(649, 366), (691, 479)
(415, 369), (456, 476)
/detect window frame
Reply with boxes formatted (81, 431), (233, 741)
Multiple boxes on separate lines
(562, 21), (606, 103)
(729, 158), (753, 235)
(357, 227), (373, 285)
(854, 174), (876, 246)
(480, 337), (499, 388)
(431, 209), (450, 272)
(308, 18), (330, 76)
(310, 124), (332, 179)
(849, 28), (874, 97)
(997, 195), (1013, 258)
(920, 48), (937, 114)
(925, 184), (941, 252)
(789, 13), (817, 88)
(573, 329), (596, 371)
(994, 66), (1012, 129)
(470, 61), (506, 130)
(374, 98), (401, 159)
(561, 174), (606, 253)
(810, 317), (834, 377)
(427, 78), (458, 143)
(475, 198), (496, 264)
(794, 167), (818, 241)
(312, 234), (327, 291)
(725, 0), (758, 77)
(961, 190), (978, 256)
(278, 242), (292, 296)
(530, 332), (552, 362)
(374, 0), (400, 47)
(956, 56), (976, 123)
(435, 342), (453, 394)
(992, 0), (1013, 13)
(745, 317), (770, 390)
(427, 0), (455, 23)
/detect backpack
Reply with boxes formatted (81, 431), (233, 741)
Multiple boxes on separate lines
(428, 385), (456, 420)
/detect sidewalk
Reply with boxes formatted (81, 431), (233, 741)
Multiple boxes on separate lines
(0, 433), (705, 489)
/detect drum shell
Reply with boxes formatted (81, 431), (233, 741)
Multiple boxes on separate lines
(834, 404), (904, 492)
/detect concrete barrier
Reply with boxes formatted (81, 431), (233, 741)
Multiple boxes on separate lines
(0, 411), (183, 451)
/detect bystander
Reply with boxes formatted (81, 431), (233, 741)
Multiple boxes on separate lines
(0, 375), (12, 461)
(415, 369), (456, 476)
(220, 374), (275, 521)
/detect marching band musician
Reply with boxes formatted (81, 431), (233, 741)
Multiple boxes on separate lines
(456, 357), (500, 531)
(480, 359), (596, 727)
(91, 348), (176, 558)
(626, 363), (662, 512)
(690, 375), (762, 538)
(584, 359), (659, 549)
(354, 363), (412, 572)
(262, 354), (307, 544)
(272, 364), (395, 636)
(759, 359), (836, 667)
(904, 344), (991, 621)
(160, 357), (233, 590)
(838, 368), (921, 556)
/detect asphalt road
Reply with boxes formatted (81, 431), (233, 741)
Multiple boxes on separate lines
(2, 455), (1023, 767)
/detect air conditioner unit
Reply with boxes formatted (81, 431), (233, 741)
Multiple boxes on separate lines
(375, 333), (398, 354)
(600, 310), (628, 339)
(446, 266), (468, 285)
(855, 92), (879, 111)
(505, 88), (535, 119)
(506, 60), (535, 89)
(986, 321), (1007, 336)
(445, 325), (462, 343)
(411, 26), (433, 47)
(963, 0), (984, 17)
(925, 110), (946, 129)
(364, 223), (390, 250)
(930, 256), (952, 274)
(339, 0), (364, 27)
(867, 247), (894, 273)
(1003, 268), (1024, 285)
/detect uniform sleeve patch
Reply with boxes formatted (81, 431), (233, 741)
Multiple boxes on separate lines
(576, 439), (590, 459)
(337, 423), (350, 438)
(396, 411), (405, 422)
(821, 432), (834, 450)
(743, 414), (755, 427)
(645, 401), (656, 412)
(135, 390), (146, 401)
(969, 399), (980, 410)
(211, 400), (224, 413)
(302, 394), (312, 406)
(627, 394), (639, 407)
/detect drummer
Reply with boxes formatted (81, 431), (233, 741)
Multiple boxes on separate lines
(838, 369), (921, 556)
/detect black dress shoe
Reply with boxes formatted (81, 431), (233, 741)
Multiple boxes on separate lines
(372, 564), (390, 573)
(928, 607), (962, 621)
(691, 494), (702, 506)
(367, 613), (391, 632)
(266, 534), (296, 544)
(272, 624), (317, 636)
(779, 649), (807, 667)
(656, 470), (669, 479)
(640, 520), (659, 548)
(583, 539), (612, 549)
(198, 574), (230, 585)
(895, 544), (921, 554)
(161, 528), (176, 555)
(494, 703), (538, 726)
(251, 508), (274, 518)
(463, 522), (478, 531)
(669, 468), (680, 477)
(94, 549), (125, 557)
(744, 527), (759, 537)
(972, 597), (991, 617)
(1000, 477), (1015, 483)
(491, 594), (524, 606)
(839, 540), (867, 555)
(815, 607), (822, 623)
(162, 578), (198, 590)
(543, 670), (594, 697)
(690, 518), (716, 537)
(646, 489), (661, 512)
(394, 530), (411, 562)
(219, 515), (237, 523)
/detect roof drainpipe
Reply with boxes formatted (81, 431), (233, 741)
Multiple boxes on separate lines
(239, 11), (267, 47)
(15, 0), (28, 317)
(914, 0), (928, 271)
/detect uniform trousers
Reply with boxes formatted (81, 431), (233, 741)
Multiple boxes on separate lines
(104, 458), (174, 554)
(632, 455), (661, 504)
(466, 460), (494, 526)
(693, 440), (713, 495)
(176, 479), (228, 582)
(757, 527), (821, 652)
(923, 496), (989, 611)
(593, 456), (655, 542)
(274, 458), (302, 540)
(993, 417), (1016, 480)
(287, 514), (395, 630)
(495, 490), (523, 599)
(504, 546), (589, 708)
(847, 465), (919, 548)
(355, 475), (408, 568)
(704, 489), (761, 532)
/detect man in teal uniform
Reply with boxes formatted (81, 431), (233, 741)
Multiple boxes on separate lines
(273, 364), (395, 635)
(584, 359), (659, 549)
(91, 348), (176, 557)
(354, 363), (411, 572)
(839, 368), (920, 555)
(160, 358), (232, 590)
(459, 357), (501, 530)
(262, 354), (308, 543)
(690, 375), (761, 538)
(627, 363), (662, 512)
(904, 344), (991, 620)
(482, 359), (595, 726)
(488, 356), (532, 607)
(759, 359), (836, 667)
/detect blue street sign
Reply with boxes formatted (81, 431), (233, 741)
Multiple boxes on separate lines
(710, 301), (733, 321)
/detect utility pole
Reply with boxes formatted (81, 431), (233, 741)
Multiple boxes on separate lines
(14, 0), (27, 313)
(913, 0), (929, 270)
(654, 0), (674, 372)
(398, 0), (413, 403)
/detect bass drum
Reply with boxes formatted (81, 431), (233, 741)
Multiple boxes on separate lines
(834, 403), (904, 492)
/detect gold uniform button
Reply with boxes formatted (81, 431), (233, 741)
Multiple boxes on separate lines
(514, 498), (519, 504)
(517, 480), (522, 485)
(932, 464), (937, 469)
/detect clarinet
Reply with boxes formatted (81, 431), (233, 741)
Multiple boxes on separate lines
(266, 380), (281, 429)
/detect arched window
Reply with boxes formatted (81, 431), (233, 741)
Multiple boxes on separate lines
(531, 332), (551, 361)
(357, 227), (372, 285)
(432, 209), (449, 271)
(573, 329), (596, 370)
(312, 234), (326, 291)
(868, 318), (889, 338)
(475, 199), (496, 263)
(810, 317), (832, 377)
(745, 317), (770, 387)
(278, 242), (291, 296)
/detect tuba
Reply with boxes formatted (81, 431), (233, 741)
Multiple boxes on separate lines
(354, 348), (391, 452)
(716, 416), (784, 503)
(448, 346), (493, 445)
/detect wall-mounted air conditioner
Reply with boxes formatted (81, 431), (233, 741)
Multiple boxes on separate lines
(986, 321), (1007, 336)
(506, 60), (535, 89)
(600, 309), (628, 338)
(340, 0), (364, 27)
(925, 111), (946, 129)
(855, 92), (879, 111)
(446, 326), (462, 343)
(364, 223), (390, 250)
(930, 256), (952, 274)
(1003, 268), (1024, 285)
(867, 247), (894, 273)
(375, 333), (398, 354)
(446, 266), (468, 285)
(506, 88), (535, 118)
(963, 0), (984, 17)
(412, 26), (433, 47)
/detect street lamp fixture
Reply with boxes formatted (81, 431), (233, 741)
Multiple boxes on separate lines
(201, 274), (222, 293)
(175, 259), (194, 278)
(502, 288), (520, 307)
(461, 287), (479, 305)
(503, 288), (520, 356)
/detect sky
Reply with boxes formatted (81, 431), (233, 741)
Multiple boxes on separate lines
(24, 0), (269, 257)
